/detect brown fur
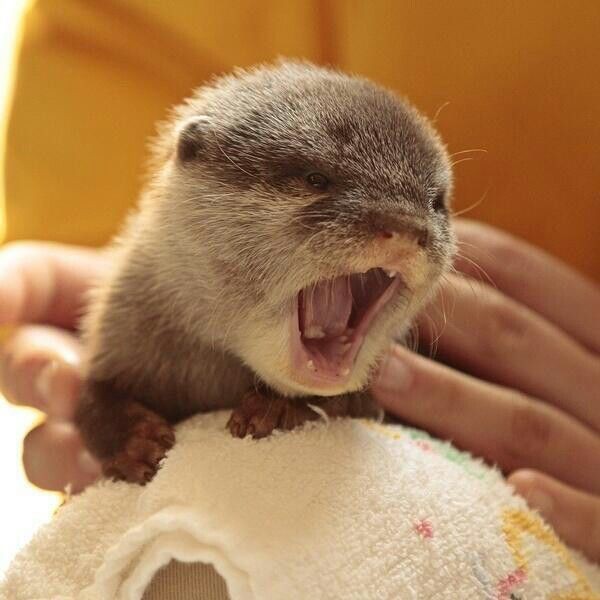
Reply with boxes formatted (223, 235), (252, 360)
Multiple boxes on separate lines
(75, 60), (455, 483)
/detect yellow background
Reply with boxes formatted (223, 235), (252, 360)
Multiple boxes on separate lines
(0, 0), (61, 575)
(1, 0), (599, 573)
(3, 0), (600, 277)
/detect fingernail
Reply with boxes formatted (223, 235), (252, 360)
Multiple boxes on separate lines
(375, 346), (413, 393)
(36, 360), (81, 418)
(524, 487), (554, 519)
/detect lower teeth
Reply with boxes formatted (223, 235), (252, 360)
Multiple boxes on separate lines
(304, 325), (326, 339)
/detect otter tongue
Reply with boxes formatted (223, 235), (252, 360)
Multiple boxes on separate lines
(301, 277), (352, 339)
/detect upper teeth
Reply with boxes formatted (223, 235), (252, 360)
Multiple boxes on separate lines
(384, 269), (397, 278)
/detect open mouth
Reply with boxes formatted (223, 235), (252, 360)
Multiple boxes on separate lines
(291, 267), (403, 388)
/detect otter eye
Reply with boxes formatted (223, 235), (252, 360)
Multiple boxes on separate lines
(432, 190), (447, 212)
(306, 172), (329, 190)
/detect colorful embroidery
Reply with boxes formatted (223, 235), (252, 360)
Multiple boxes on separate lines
(358, 420), (489, 479)
(413, 439), (432, 452)
(471, 552), (494, 593)
(502, 509), (596, 599)
(355, 421), (598, 597)
(359, 419), (403, 441)
(414, 519), (433, 539)
(496, 567), (526, 600)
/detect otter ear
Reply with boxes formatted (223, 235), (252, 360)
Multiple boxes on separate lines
(176, 115), (211, 162)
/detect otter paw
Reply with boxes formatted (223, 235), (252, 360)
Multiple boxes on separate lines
(227, 391), (319, 439)
(102, 411), (175, 484)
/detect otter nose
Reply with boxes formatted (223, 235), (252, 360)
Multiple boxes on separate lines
(371, 217), (429, 248)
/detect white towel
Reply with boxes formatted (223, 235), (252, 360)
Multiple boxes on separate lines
(2, 411), (599, 599)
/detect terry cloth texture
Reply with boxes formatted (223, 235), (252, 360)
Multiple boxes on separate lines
(2, 412), (599, 600)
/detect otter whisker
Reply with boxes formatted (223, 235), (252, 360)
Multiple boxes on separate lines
(448, 148), (488, 159)
(450, 188), (490, 218)
(450, 157), (475, 168)
(432, 100), (451, 123)
(78, 60), (455, 481)
(455, 239), (496, 263)
(454, 252), (496, 289)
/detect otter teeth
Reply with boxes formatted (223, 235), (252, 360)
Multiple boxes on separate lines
(384, 269), (397, 278)
(304, 325), (326, 339)
(306, 360), (317, 372)
(340, 368), (350, 376)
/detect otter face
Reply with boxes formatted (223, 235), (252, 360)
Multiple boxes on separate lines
(160, 61), (454, 397)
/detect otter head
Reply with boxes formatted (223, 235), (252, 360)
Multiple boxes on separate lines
(153, 61), (454, 397)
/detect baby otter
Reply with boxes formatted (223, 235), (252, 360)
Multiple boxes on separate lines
(75, 60), (455, 483)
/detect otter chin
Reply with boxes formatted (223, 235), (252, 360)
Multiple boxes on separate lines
(237, 226), (441, 398)
(75, 59), (455, 484)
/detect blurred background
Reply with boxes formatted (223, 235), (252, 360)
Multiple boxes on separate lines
(0, 0), (599, 573)
(0, 0), (59, 575)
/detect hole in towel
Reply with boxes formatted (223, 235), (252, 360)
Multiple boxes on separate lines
(143, 561), (230, 600)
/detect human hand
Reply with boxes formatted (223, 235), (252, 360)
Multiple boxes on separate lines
(372, 219), (600, 561)
(0, 242), (110, 492)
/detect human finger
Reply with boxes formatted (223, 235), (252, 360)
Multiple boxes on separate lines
(453, 219), (600, 354)
(509, 469), (600, 562)
(0, 241), (109, 328)
(0, 325), (82, 419)
(372, 344), (600, 494)
(418, 274), (600, 432)
(22, 420), (100, 493)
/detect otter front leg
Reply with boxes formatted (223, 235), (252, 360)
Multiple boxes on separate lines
(227, 389), (321, 439)
(75, 380), (175, 484)
(227, 390), (379, 439)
